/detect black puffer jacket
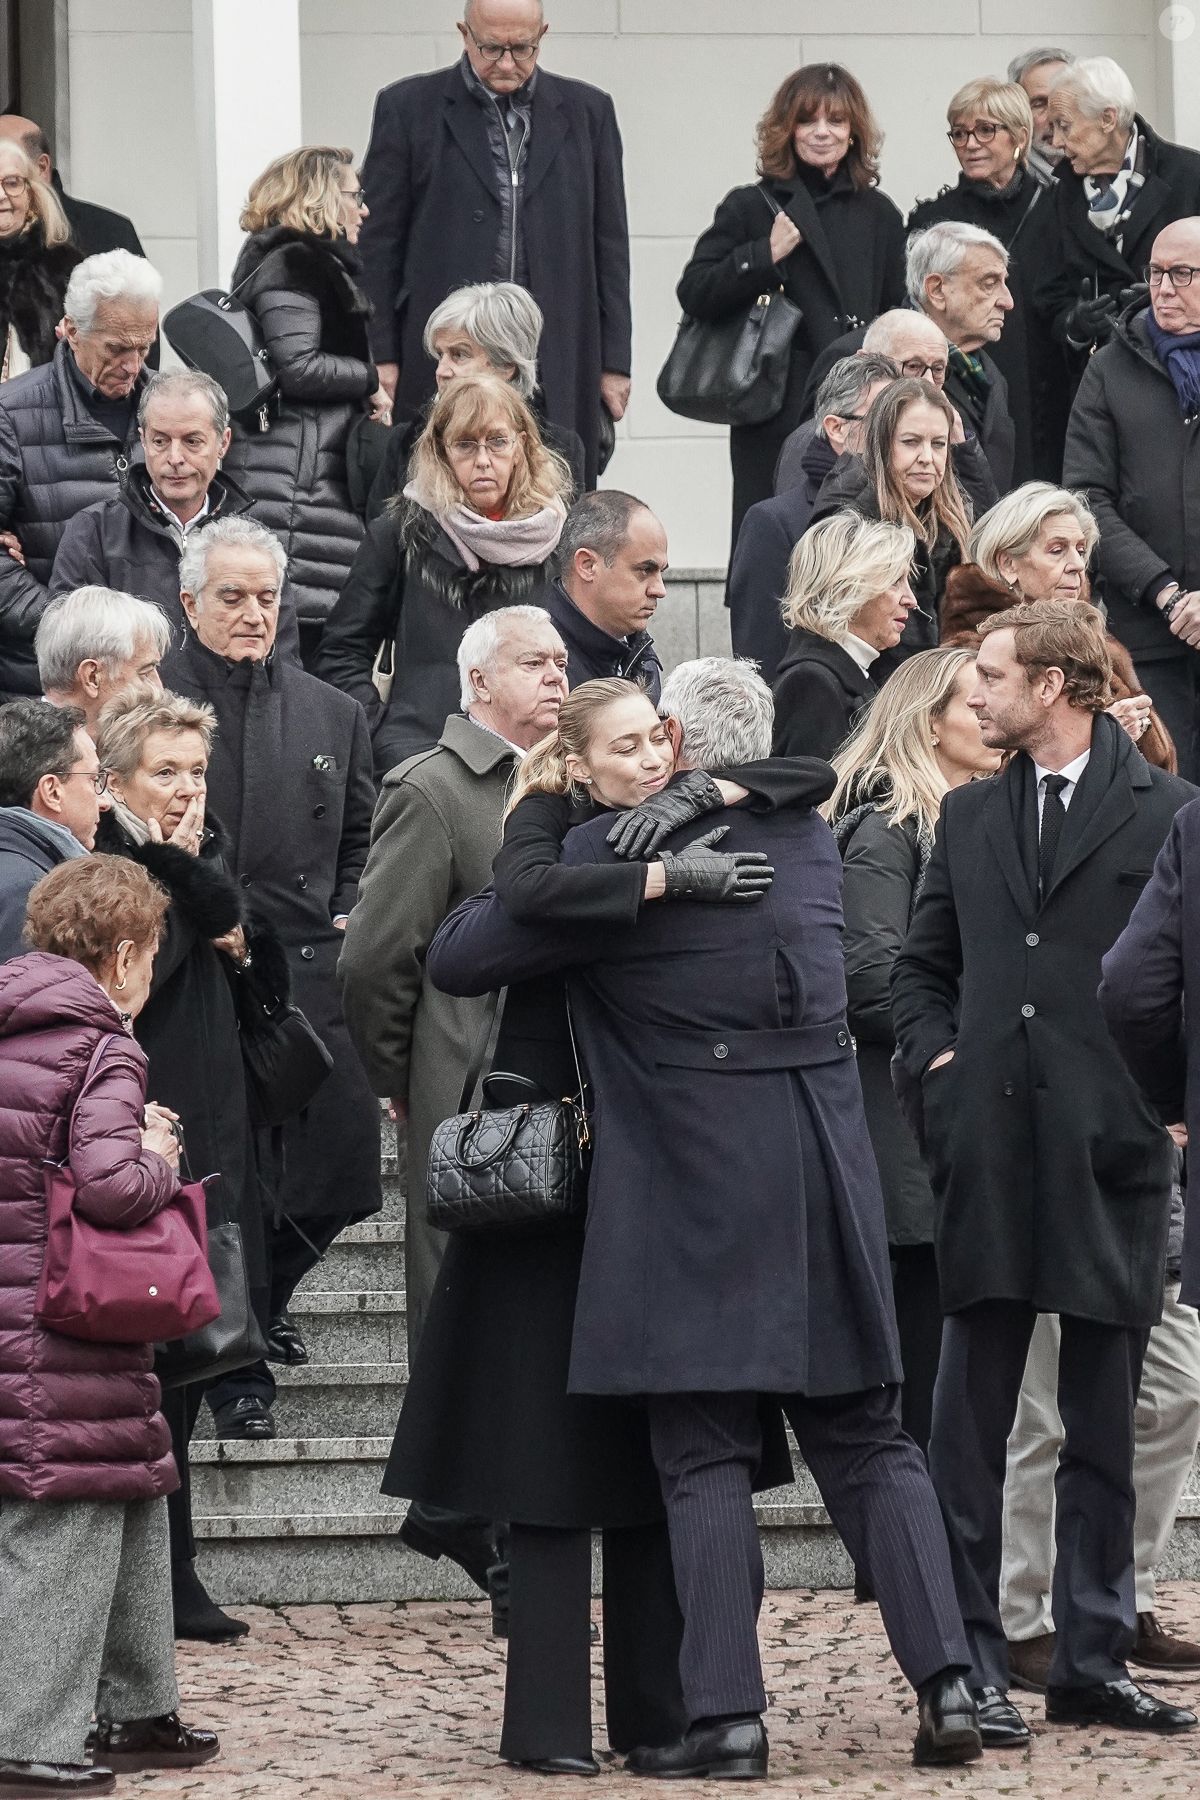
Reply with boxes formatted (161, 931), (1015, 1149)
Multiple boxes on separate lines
(317, 499), (557, 778)
(0, 226), (82, 374)
(223, 228), (376, 637)
(0, 341), (147, 699)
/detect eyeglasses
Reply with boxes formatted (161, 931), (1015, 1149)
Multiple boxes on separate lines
(833, 411), (869, 424)
(947, 122), (1005, 147)
(900, 357), (949, 380)
(1145, 264), (1200, 288)
(0, 174), (29, 196)
(447, 433), (518, 458)
(465, 24), (545, 65)
(63, 767), (110, 796)
(340, 186), (366, 207)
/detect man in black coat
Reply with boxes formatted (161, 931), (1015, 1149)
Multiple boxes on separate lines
(0, 700), (104, 959)
(547, 490), (663, 699)
(1064, 220), (1200, 780)
(892, 600), (1197, 1742)
(357, 1), (631, 487)
(162, 514), (381, 1440)
(427, 660), (979, 1778)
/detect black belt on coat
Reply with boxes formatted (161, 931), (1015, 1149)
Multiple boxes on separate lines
(652, 1019), (854, 1072)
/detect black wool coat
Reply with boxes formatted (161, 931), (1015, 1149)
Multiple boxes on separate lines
(730, 441), (834, 684)
(0, 227), (82, 372)
(52, 173), (144, 260)
(223, 229), (376, 632)
(1099, 796), (1200, 1308)
(358, 62), (630, 489)
(677, 171), (906, 546)
(161, 635), (381, 1224)
(316, 500), (557, 778)
(891, 714), (1196, 1326)
(771, 628), (876, 760)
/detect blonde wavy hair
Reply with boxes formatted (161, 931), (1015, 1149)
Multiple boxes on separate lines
(863, 377), (973, 556)
(0, 139), (70, 247)
(504, 678), (655, 817)
(407, 375), (572, 521)
(96, 686), (216, 784)
(240, 146), (355, 237)
(825, 646), (979, 836)
(782, 511), (915, 640)
(969, 483), (1099, 589)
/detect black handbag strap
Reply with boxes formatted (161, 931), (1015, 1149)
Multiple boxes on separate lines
(457, 988), (587, 1114)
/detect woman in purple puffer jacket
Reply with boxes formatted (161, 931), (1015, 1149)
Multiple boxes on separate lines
(0, 855), (217, 1800)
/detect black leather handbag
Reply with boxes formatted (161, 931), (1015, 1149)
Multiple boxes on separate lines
(154, 1139), (270, 1390)
(236, 963), (334, 1129)
(657, 190), (804, 427)
(425, 991), (591, 1235)
(163, 279), (277, 428)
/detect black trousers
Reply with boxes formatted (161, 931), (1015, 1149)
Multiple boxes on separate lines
(1133, 653), (1199, 781)
(646, 1386), (969, 1724)
(164, 1381), (205, 1570)
(928, 1301), (1148, 1691)
(891, 1244), (942, 1457)
(499, 1522), (686, 1763)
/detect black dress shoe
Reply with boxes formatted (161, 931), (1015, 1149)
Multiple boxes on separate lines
(265, 1311), (309, 1365)
(0, 1765), (114, 1797)
(1045, 1678), (1197, 1733)
(972, 1687), (1031, 1747)
(626, 1717), (768, 1780)
(399, 1501), (497, 1595)
(507, 1757), (599, 1777)
(172, 1558), (250, 1642)
(913, 1674), (982, 1766)
(210, 1395), (276, 1440)
(86, 1714), (219, 1772)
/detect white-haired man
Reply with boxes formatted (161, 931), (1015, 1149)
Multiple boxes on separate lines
(0, 248), (161, 700)
(1007, 47), (1073, 187)
(36, 585), (170, 732)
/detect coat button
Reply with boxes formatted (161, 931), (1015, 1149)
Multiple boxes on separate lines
(713, 1042), (729, 1059)
(1003, 1083), (1015, 1096)
(1026, 931), (1039, 947)
(836, 1028), (849, 1047)
(1021, 1003), (1035, 1018)
(313, 804), (326, 818)
(473, 209), (484, 223)
(300, 946), (315, 961)
(297, 875), (308, 890)
(239, 874), (252, 887)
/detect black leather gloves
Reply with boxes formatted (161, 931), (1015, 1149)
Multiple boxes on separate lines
(658, 826), (774, 904)
(606, 768), (725, 859)
(1064, 280), (1118, 351)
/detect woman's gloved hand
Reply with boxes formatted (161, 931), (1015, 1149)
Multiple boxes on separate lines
(606, 769), (725, 859)
(658, 825), (774, 903)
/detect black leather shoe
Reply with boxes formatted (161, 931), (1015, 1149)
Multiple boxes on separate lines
(172, 1558), (249, 1642)
(265, 1311), (309, 1365)
(0, 1765), (114, 1796)
(210, 1395), (276, 1440)
(1045, 1678), (1197, 1733)
(626, 1717), (768, 1779)
(87, 1714), (219, 1772)
(912, 1674), (982, 1766)
(399, 1501), (497, 1595)
(507, 1757), (599, 1777)
(972, 1687), (1031, 1748)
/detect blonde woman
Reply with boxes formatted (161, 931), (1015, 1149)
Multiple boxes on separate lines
(772, 509), (917, 757)
(0, 138), (80, 379)
(826, 647), (1002, 1456)
(319, 373), (572, 777)
(224, 146), (385, 648)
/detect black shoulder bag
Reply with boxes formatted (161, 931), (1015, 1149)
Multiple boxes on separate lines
(425, 990), (591, 1235)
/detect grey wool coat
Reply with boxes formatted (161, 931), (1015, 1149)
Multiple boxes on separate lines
(337, 713), (517, 1349)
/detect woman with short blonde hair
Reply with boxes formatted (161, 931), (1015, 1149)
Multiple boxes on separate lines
(0, 138), (81, 378)
(239, 146), (356, 238)
(967, 482), (1098, 590)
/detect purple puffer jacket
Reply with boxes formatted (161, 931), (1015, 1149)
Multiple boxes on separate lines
(0, 951), (180, 1502)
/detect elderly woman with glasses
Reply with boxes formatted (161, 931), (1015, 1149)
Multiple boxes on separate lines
(0, 137), (81, 380)
(319, 372), (570, 777)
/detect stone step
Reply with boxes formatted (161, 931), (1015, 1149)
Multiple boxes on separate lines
(190, 1435), (404, 1516)
(296, 1219), (405, 1295)
(204, 1364), (408, 1439)
(287, 1290), (407, 1364)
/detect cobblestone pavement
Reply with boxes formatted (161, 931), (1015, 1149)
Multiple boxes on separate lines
(121, 1586), (1200, 1799)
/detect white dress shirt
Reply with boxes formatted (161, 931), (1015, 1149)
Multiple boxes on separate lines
(1032, 748), (1091, 822)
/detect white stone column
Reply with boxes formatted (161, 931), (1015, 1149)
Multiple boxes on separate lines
(1155, 3), (1200, 147)
(192, 0), (302, 288)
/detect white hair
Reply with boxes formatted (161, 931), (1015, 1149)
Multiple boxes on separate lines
(1007, 46), (1073, 85)
(862, 309), (947, 356)
(659, 658), (774, 770)
(457, 604), (558, 709)
(1049, 56), (1137, 132)
(179, 515), (286, 600)
(35, 587), (173, 692)
(906, 221), (1009, 311)
(63, 249), (163, 332)
(423, 283), (543, 401)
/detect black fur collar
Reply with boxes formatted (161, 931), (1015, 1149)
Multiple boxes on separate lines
(232, 227), (371, 317)
(95, 811), (243, 938)
(399, 500), (557, 611)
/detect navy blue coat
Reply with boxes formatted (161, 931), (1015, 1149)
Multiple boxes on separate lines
(1099, 796), (1200, 1308)
(427, 796), (902, 1398)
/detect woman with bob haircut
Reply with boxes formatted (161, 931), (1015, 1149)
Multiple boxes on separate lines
(224, 145), (389, 652)
(941, 481), (1176, 769)
(319, 372), (571, 777)
(0, 853), (219, 1790)
(676, 62), (907, 550)
(772, 511), (918, 758)
(0, 137), (81, 379)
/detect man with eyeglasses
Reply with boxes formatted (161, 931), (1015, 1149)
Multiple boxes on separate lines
(357, 0), (631, 488)
(1066, 217), (1200, 781)
(0, 699), (109, 959)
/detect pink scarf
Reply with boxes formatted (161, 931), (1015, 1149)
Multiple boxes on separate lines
(404, 481), (564, 573)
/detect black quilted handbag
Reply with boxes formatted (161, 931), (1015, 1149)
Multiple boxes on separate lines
(426, 991), (591, 1234)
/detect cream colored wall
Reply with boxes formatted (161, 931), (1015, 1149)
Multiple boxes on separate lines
(66, 0), (1169, 571)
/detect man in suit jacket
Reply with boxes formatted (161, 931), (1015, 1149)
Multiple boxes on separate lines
(357, 1), (630, 487)
(892, 599), (1198, 1743)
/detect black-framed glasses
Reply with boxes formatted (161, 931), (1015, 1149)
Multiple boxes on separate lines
(900, 356), (949, 380)
(1145, 263), (1200, 288)
(0, 173), (30, 196)
(948, 122), (1004, 147)
(340, 186), (366, 207)
(833, 411), (869, 424)
(465, 23), (545, 65)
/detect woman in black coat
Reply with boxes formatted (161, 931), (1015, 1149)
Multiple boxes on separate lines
(0, 141), (81, 380)
(225, 146), (388, 656)
(318, 374), (570, 779)
(677, 64), (906, 553)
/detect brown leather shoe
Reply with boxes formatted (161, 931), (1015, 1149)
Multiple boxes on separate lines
(1007, 1631), (1056, 1694)
(86, 1713), (219, 1773)
(1130, 1613), (1200, 1671)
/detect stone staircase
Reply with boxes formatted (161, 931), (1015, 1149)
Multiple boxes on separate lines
(193, 1120), (1200, 1605)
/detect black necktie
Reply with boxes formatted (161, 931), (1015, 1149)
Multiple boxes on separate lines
(1038, 773), (1068, 898)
